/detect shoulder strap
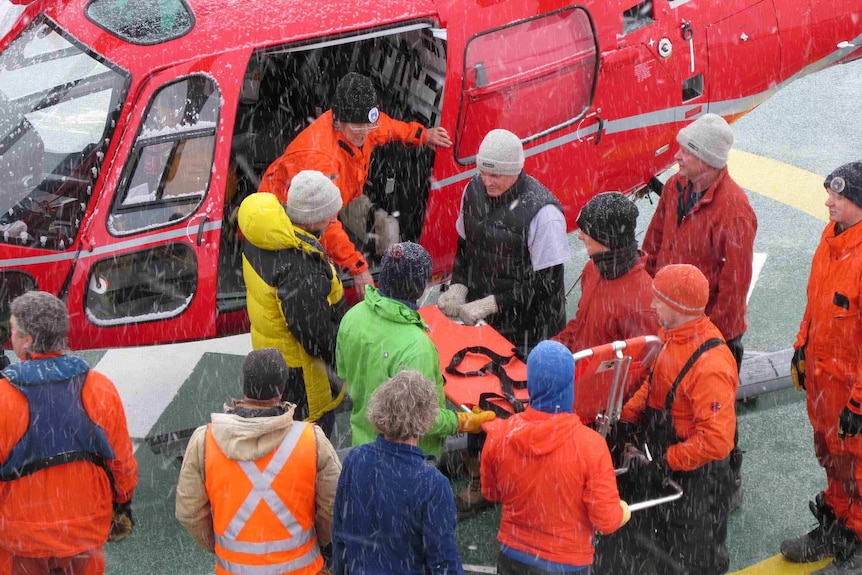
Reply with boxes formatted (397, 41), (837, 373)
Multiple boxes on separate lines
(664, 337), (725, 411)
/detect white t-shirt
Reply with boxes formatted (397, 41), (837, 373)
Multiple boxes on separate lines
(455, 186), (570, 272)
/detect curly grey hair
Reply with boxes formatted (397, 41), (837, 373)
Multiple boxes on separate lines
(366, 370), (440, 441)
(10, 291), (69, 353)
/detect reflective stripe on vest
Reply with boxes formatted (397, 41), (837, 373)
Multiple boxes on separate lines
(206, 421), (319, 575)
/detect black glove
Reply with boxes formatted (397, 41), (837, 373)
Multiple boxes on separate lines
(838, 407), (862, 440)
(108, 501), (134, 543)
(791, 346), (807, 391)
(606, 421), (639, 466)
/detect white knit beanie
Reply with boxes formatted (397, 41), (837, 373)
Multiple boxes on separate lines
(676, 113), (734, 169)
(476, 129), (524, 176)
(284, 170), (343, 224)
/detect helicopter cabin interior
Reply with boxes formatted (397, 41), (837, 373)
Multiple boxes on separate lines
(216, 25), (447, 312)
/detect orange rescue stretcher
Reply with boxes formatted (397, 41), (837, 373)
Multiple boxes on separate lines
(420, 305), (682, 511)
(419, 305), (661, 427)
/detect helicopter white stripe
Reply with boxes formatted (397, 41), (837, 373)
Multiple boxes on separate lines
(0, 219), (222, 268)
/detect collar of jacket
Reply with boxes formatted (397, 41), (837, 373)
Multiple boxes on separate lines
(374, 434), (436, 463)
(680, 166), (730, 213)
(363, 286), (430, 330)
(826, 219), (862, 249)
(20, 351), (63, 361)
(238, 192), (326, 262)
(659, 314), (714, 344)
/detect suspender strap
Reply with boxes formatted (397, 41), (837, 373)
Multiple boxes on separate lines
(664, 338), (725, 411)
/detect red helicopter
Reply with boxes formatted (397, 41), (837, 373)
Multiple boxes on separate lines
(0, 0), (859, 351)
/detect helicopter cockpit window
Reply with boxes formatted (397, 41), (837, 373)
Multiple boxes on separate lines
(0, 17), (128, 251)
(85, 0), (194, 46)
(108, 75), (219, 236)
(456, 7), (598, 163)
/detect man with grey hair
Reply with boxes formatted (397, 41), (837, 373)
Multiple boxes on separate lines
(0, 291), (138, 575)
(332, 370), (463, 575)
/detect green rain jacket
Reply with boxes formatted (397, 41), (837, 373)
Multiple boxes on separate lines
(336, 287), (458, 459)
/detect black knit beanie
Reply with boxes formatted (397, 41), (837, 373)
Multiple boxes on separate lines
(576, 192), (639, 250)
(825, 161), (862, 209)
(242, 349), (289, 400)
(378, 242), (432, 303)
(332, 73), (379, 124)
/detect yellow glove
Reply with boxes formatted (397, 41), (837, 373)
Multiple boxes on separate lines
(457, 409), (496, 433)
(619, 500), (631, 527)
(790, 346), (806, 391)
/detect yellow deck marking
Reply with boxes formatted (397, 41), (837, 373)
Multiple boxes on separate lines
(728, 149), (829, 222)
(732, 555), (831, 575)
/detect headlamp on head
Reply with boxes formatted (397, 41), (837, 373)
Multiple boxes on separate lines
(828, 176), (847, 195)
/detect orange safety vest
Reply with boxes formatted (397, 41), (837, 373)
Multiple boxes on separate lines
(204, 422), (321, 575)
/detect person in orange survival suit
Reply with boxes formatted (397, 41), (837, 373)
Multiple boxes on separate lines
(0, 291), (138, 575)
(781, 162), (862, 575)
(259, 72), (452, 299)
(613, 264), (737, 575)
(176, 348), (341, 575)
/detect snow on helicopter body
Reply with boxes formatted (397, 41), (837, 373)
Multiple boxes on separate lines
(0, 0), (860, 350)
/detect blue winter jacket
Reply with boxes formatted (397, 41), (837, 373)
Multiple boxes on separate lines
(332, 436), (463, 575)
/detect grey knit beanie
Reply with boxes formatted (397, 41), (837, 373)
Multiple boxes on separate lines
(332, 73), (380, 124)
(825, 161), (862, 209)
(576, 192), (639, 249)
(676, 113), (734, 169)
(476, 129), (524, 176)
(242, 348), (289, 400)
(378, 242), (432, 302)
(284, 170), (343, 224)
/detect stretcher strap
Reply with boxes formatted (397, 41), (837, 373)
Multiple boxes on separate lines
(446, 346), (528, 416)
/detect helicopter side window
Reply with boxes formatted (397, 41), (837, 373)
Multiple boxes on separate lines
(108, 75), (219, 236)
(84, 243), (197, 326)
(455, 6), (599, 163)
(623, 1), (655, 35)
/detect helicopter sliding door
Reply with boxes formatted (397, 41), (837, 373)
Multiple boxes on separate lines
(63, 54), (245, 349)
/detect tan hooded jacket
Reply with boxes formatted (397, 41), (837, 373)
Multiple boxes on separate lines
(175, 403), (341, 552)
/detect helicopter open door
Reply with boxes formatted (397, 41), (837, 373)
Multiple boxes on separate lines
(63, 55), (246, 350)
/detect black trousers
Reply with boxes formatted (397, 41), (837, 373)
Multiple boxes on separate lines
(594, 460), (732, 575)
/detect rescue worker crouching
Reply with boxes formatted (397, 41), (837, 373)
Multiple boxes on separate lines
(239, 171), (347, 437)
(481, 340), (631, 575)
(259, 72), (452, 299)
(613, 264), (738, 575)
(781, 161), (862, 575)
(176, 348), (342, 575)
(0, 291), (138, 575)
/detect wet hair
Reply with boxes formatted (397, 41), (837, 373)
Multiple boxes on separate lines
(10, 291), (69, 353)
(366, 370), (440, 441)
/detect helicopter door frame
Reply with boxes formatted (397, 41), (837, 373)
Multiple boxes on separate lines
(64, 53), (247, 350)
